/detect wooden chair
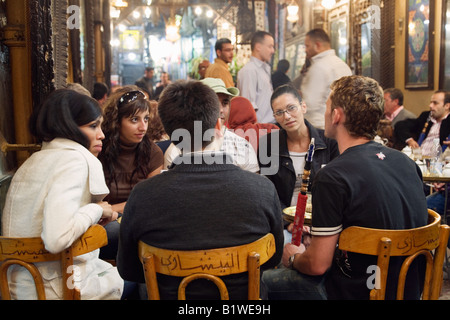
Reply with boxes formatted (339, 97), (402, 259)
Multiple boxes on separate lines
(0, 224), (107, 300)
(338, 209), (450, 300)
(138, 233), (276, 300)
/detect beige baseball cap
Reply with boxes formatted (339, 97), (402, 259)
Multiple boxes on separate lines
(200, 78), (239, 97)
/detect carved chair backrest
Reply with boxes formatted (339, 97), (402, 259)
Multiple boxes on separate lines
(0, 224), (107, 300)
(338, 209), (450, 300)
(139, 233), (276, 300)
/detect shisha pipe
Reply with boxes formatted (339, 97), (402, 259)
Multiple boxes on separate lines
(417, 116), (431, 146)
(291, 138), (315, 246)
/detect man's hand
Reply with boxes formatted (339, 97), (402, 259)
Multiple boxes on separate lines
(282, 243), (305, 268)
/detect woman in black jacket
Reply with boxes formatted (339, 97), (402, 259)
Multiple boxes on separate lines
(258, 84), (339, 241)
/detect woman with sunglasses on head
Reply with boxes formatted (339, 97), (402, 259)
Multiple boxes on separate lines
(98, 85), (163, 260)
(2, 89), (124, 299)
(258, 84), (339, 244)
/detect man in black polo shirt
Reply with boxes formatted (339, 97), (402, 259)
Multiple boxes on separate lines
(264, 76), (428, 300)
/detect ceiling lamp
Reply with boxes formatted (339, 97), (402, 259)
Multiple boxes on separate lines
(286, 1), (299, 23)
(165, 10), (181, 43)
(166, 23), (180, 42)
(112, 0), (128, 8)
(110, 6), (120, 18)
(321, 0), (336, 10)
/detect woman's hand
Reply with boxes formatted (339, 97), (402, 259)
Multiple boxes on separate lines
(97, 201), (118, 226)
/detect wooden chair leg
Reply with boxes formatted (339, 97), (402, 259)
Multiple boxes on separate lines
(248, 252), (260, 300)
(143, 254), (160, 300)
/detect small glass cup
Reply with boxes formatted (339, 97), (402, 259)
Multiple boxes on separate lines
(412, 147), (423, 161)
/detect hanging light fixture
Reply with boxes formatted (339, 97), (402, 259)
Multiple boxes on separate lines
(286, 0), (299, 23)
(110, 6), (121, 19)
(112, 0), (128, 8)
(321, 0), (336, 10)
(165, 8), (181, 43)
(166, 22), (180, 42)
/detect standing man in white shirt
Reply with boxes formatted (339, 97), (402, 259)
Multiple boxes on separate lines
(301, 29), (352, 129)
(237, 31), (276, 124)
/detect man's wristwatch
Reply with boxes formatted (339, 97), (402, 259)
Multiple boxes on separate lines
(287, 253), (299, 269)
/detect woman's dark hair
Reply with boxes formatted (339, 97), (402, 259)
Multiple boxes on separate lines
(99, 85), (153, 189)
(29, 89), (102, 149)
(270, 84), (302, 108)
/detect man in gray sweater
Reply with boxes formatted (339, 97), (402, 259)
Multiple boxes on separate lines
(117, 79), (284, 299)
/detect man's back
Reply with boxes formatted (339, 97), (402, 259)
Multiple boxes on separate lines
(302, 50), (352, 129)
(117, 152), (284, 299)
(311, 141), (428, 299)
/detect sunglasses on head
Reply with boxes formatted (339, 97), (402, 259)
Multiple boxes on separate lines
(118, 90), (146, 108)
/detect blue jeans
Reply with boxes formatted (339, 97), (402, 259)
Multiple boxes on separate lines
(427, 191), (450, 247)
(262, 266), (327, 300)
(121, 281), (138, 300)
(427, 191), (446, 216)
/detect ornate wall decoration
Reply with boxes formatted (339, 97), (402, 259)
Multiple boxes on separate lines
(0, 41), (16, 172)
(52, 0), (69, 89)
(405, 0), (434, 89)
(29, 0), (55, 109)
(83, 0), (96, 92)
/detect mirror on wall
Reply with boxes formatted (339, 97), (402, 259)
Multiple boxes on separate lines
(440, 0), (450, 90)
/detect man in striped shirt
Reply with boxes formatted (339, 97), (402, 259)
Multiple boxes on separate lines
(394, 90), (450, 156)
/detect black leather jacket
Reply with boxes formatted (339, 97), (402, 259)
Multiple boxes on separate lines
(258, 121), (339, 213)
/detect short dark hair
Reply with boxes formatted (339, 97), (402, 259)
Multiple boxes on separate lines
(306, 28), (331, 44)
(435, 90), (450, 105)
(251, 30), (273, 51)
(384, 88), (404, 106)
(145, 67), (154, 72)
(330, 75), (384, 140)
(92, 82), (109, 100)
(215, 38), (232, 53)
(276, 59), (290, 73)
(158, 80), (220, 151)
(29, 89), (102, 149)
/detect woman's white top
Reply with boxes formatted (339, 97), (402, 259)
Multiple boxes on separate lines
(2, 138), (123, 300)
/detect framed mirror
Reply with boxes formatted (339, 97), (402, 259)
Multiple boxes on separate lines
(440, 0), (450, 90)
(328, 3), (349, 63)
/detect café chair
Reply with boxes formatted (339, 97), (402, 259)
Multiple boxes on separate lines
(138, 233), (276, 300)
(339, 209), (450, 300)
(0, 224), (107, 300)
